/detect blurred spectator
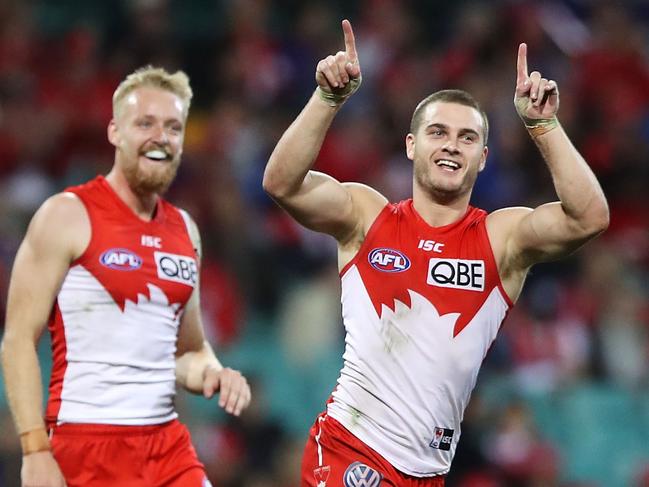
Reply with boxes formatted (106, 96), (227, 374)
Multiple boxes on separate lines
(484, 402), (560, 486)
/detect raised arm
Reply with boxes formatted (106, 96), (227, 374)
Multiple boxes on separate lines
(174, 215), (250, 417)
(263, 20), (385, 244)
(489, 43), (609, 285)
(1, 193), (88, 487)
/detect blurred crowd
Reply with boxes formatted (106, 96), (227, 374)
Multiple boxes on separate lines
(1, 0), (648, 486)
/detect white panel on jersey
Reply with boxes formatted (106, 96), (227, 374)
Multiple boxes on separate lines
(328, 265), (508, 476)
(56, 265), (181, 424)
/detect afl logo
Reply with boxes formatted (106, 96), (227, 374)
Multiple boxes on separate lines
(368, 248), (410, 273)
(100, 248), (142, 271)
(343, 462), (382, 487)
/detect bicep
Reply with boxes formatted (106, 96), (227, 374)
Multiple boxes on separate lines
(176, 213), (207, 356)
(176, 289), (206, 356)
(509, 202), (595, 267)
(5, 195), (87, 342)
(269, 170), (360, 241)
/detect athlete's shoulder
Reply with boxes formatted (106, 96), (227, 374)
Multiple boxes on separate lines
(342, 182), (389, 208)
(159, 196), (188, 218)
(159, 199), (197, 232)
(37, 192), (87, 223)
(338, 182), (390, 237)
(485, 206), (534, 269)
(461, 204), (486, 221)
(486, 206), (533, 232)
(173, 206), (202, 259)
(26, 191), (90, 260)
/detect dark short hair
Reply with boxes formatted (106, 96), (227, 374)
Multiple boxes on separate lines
(409, 89), (489, 144)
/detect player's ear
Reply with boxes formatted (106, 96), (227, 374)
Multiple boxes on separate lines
(406, 133), (415, 161)
(478, 145), (488, 172)
(107, 119), (120, 148)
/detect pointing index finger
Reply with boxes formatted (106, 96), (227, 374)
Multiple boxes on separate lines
(342, 19), (358, 64)
(517, 42), (528, 84)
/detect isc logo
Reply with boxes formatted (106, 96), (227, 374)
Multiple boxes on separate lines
(368, 248), (411, 273)
(154, 251), (197, 287)
(427, 258), (485, 291)
(417, 239), (444, 253)
(100, 248), (142, 271)
(141, 235), (162, 248)
(430, 427), (454, 451)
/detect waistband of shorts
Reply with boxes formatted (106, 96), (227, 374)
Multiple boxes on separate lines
(323, 412), (448, 481)
(48, 419), (179, 437)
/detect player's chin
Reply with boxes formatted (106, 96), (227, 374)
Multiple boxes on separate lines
(430, 174), (462, 189)
(428, 179), (467, 198)
(134, 170), (177, 195)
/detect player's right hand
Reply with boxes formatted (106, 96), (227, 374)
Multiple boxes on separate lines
(203, 366), (251, 417)
(315, 19), (362, 100)
(22, 451), (67, 487)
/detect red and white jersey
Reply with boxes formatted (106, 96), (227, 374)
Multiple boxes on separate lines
(327, 199), (513, 476)
(45, 176), (198, 426)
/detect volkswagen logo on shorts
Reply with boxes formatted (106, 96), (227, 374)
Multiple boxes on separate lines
(368, 248), (410, 273)
(343, 462), (382, 487)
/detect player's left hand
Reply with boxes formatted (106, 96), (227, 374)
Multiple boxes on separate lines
(514, 43), (559, 121)
(202, 366), (251, 416)
(315, 19), (362, 106)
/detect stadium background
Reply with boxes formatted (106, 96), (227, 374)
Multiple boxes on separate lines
(0, 0), (648, 485)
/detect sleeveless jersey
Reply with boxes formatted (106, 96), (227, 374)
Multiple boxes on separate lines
(45, 176), (198, 426)
(327, 199), (513, 476)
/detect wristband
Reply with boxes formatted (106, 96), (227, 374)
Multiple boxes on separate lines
(316, 75), (362, 107)
(20, 428), (51, 455)
(523, 116), (559, 138)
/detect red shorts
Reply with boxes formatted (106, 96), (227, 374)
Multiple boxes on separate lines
(50, 419), (211, 487)
(301, 413), (445, 486)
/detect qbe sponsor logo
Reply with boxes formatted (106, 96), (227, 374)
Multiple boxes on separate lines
(430, 427), (454, 451)
(343, 462), (382, 487)
(368, 248), (411, 273)
(154, 251), (197, 287)
(427, 258), (484, 291)
(100, 248), (142, 271)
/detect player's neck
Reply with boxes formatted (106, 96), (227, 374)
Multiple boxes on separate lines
(412, 186), (471, 227)
(105, 169), (159, 221)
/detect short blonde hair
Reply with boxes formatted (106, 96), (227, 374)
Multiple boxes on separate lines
(410, 89), (489, 144)
(112, 65), (193, 118)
